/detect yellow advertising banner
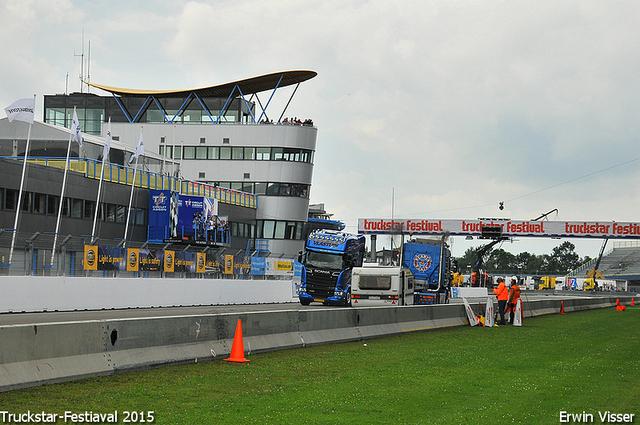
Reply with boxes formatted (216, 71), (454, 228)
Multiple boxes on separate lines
(127, 248), (140, 272)
(196, 252), (206, 273)
(83, 245), (98, 271)
(164, 250), (175, 272)
(275, 261), (293, 272)
(224, 255), (234, 274)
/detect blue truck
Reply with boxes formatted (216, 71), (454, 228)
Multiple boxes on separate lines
(402, 239), (451, 304)
(298, 230), (366, 306)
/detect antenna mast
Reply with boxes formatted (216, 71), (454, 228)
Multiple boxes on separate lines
(87, 40), (91, 92)
(74, 29), (85, 93)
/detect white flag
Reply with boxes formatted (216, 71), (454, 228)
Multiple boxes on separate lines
(129, 133), (144, 164)
(71, 109), (83, 148)
(102, 118), (111, 161)
(5, 97), (35, 124)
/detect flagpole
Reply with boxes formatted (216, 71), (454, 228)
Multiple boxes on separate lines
(8, 120), (33, 267)
(50, 109), (76, 270)
(123, 160), (138, 248)
(91, 117), (111, 244)
(124, 127), (143, 247)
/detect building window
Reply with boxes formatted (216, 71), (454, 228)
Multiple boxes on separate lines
(105, 204), (116, 222)
(162, 145), (314, 163)
(116, 206), (126, 223)
(272, 147), (283, 161)
(256, 147), (270, 160)
(47, 194), (59, 215)
(244, 147), (255, 160)
(196, 146), (207, 159)
(223, 137), (230, 144)
(232, 147), (243, 160)
(33, 193), (46, 214)
(262, 220), (275, 239)
(84, 200), (95, 219)
(183, 146), (196, 160)
(274, 221), (286, 239)
(135, 208), (146, 226)
(62, 198), (71, 217)
(219, 146), (231, 160)
(72, 199), (83, 218)
(256, 220), (305, 240)
(200, 137), (206, 144)
(21, 192), (31, 212)
(254, 182), (267, 195)
(199, 172), (206, 179)
(266, 183), (279, 196)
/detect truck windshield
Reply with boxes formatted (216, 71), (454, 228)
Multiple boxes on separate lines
(306, 251), (343, 271)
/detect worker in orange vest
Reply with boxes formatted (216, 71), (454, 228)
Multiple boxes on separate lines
(507, 276), (521, 324)
(493, 277), (508, 325)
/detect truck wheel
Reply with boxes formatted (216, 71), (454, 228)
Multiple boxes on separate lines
(300, 299), (311, 306)
(344, 289), (352, 307)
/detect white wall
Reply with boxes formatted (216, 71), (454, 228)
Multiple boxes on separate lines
(0, 276), (298, 313)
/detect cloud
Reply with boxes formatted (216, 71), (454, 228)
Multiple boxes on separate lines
(4, 0), (640, 258)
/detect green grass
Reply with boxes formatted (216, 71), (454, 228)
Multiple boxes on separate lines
(1, 307), (639, 424)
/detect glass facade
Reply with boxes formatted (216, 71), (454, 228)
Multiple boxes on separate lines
(159, 145), (314, 164)
(256, 220), (304, 240)
(206, 182), (309, 198)
(44, 94), (254, 136)
(0, 187), (147, 226)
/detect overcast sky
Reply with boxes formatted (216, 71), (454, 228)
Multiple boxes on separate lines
(3, 0), (640, 258)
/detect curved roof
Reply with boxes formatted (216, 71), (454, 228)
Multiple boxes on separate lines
(86, 70), (317, 98)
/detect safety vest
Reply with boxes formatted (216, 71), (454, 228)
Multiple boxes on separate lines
(493, 282), (508, 301)
(508, 285), (521, 304)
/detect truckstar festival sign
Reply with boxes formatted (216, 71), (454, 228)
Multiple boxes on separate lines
(357, 218), (640, 239)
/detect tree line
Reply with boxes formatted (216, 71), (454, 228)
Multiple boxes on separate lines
(455, 241), (592, 276)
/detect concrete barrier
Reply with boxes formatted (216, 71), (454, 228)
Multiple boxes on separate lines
(0, 276), (298, 313)
(0, 295), (633, 392)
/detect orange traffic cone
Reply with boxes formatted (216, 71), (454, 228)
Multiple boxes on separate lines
(632, 298), (635, 306)
(617, 305), (626, 311)
(616, 298), (620, 306)
(559, 301), (566, 315)
(224, 319), (250, 363)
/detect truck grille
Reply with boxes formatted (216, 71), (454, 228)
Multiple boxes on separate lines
(306, 272), (336, 299)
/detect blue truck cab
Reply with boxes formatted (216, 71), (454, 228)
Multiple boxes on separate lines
(402, 240), (451, 304)
(298, 230), (365, 306)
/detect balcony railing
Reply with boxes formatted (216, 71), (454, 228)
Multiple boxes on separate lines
(5, 156), (257, 209)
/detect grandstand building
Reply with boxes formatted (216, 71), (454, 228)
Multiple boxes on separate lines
(0, 70), (318, 274)
(45, 70), (316, 257)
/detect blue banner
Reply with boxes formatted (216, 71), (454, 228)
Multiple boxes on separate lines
(148, 190), (172, 243)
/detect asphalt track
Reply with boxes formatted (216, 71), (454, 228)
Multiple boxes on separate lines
(0, 291), (617, 326)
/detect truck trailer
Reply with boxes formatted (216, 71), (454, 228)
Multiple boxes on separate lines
(351, 266), (415, 306)
(350, 238), (452, 306)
